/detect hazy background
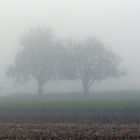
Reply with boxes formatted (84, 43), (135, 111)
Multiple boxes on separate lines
(0, 0), (139, 94)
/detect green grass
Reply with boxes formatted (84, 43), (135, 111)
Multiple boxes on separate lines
(0, 97), (140, 112)
(0, 90), (140, 112)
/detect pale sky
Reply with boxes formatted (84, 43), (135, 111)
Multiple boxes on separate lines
(0, 0), (140, 94)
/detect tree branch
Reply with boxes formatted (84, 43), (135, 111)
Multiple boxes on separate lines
(88, 79), (94, 88)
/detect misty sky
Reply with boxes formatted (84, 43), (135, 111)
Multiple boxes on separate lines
(0, 0), (140, 94)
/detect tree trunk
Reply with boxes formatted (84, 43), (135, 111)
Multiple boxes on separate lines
(83, 85), (89, 96)
(38, 82), (44, 95)
(82, 80), (90, 97)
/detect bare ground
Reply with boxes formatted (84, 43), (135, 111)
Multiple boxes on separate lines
(0, 122), (140, 139)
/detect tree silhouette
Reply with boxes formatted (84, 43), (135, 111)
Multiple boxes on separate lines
(7, 27), (62, 95)
(60, 38), (125, 95)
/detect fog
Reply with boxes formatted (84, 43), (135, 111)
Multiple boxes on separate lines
(0, 0), (140, 94)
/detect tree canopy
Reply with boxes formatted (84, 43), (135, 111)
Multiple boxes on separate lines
(59, 38), (125, 95)
(7, 27), (63, 95)
(7, 27), (125, 95)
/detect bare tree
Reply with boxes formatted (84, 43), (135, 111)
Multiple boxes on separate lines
(60, 38), (125, 95)
(7, 27), (62, 95)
